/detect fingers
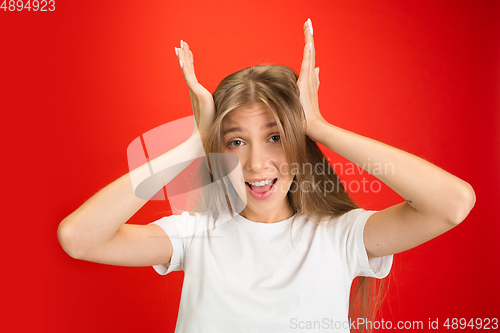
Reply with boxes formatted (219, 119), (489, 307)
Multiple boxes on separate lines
(175, 40), (198, 87)
(299, 18), (316, 81)
(181, 40), (194, 68)
(299, 42), (312, 78)
(303, 18), (314, 46)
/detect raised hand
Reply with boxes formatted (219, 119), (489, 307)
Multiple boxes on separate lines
(175, 40), (215, 142)
(297, 19), (326, 139)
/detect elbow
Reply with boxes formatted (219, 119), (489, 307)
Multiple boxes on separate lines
(57, 219), (87, 260)
(447, 182), (476, 226)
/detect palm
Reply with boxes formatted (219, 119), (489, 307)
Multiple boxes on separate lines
(297, 19), (325, 137)
(175, 41), (215, 140)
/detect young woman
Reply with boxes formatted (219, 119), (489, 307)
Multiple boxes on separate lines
(57, 19), (475, 332)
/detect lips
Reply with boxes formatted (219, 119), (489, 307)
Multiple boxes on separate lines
(245, 178), (278, 199)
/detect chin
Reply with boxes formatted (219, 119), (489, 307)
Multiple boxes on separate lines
(246, 196), (286, 214)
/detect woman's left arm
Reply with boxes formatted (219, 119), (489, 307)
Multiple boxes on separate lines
(298, 19), (476, 258)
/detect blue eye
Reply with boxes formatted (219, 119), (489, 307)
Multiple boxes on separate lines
(269, 135), (281, 143)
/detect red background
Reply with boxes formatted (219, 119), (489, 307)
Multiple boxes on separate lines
(2, 0), (499, 332)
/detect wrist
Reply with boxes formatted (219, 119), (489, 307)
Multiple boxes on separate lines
(306, 118), (330, 143)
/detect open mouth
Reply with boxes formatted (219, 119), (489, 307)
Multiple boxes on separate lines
(245, 178), (278, 199)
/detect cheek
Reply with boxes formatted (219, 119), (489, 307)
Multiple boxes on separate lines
(221, 153), (242, 174)
(222, 150), (246, 171)
(275, 152), (288, 169)
(273, 159), (293, 179)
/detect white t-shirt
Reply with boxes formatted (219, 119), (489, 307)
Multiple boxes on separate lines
(149, 208), (393, 333)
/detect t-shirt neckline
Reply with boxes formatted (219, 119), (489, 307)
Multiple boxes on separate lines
(234, 213), (297, 229)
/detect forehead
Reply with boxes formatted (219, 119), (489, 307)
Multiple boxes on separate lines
(222, 103), (274, 125)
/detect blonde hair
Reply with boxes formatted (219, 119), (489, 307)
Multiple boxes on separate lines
(188, 64), (388, 332)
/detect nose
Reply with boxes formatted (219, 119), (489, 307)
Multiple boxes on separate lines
(245, 144), (267, 173)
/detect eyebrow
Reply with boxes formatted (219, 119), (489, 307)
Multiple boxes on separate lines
(222, 121), (277, 136)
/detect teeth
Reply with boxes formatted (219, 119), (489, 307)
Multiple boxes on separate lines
(247, 178), (275, 186)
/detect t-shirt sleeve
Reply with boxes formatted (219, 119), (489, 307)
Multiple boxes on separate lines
(148, 211), (192, 275)
(344, 208), (393, 279)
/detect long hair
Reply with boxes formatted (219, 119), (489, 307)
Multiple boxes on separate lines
(188, 64), (388, 332)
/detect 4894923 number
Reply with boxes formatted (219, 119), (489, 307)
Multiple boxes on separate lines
(1, 0), (55, 11)
(443, 318), (498, 330)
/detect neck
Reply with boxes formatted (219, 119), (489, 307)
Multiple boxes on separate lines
(239, 202), (295, 223)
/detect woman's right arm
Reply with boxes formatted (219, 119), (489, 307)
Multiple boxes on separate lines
(57, 133), (204, 267)
(57, 40), (214, 267)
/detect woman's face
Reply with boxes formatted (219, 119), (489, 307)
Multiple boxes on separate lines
(221, 102), (294, 223)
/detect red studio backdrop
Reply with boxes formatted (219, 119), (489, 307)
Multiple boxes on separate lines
(2, 0), (499, 332)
